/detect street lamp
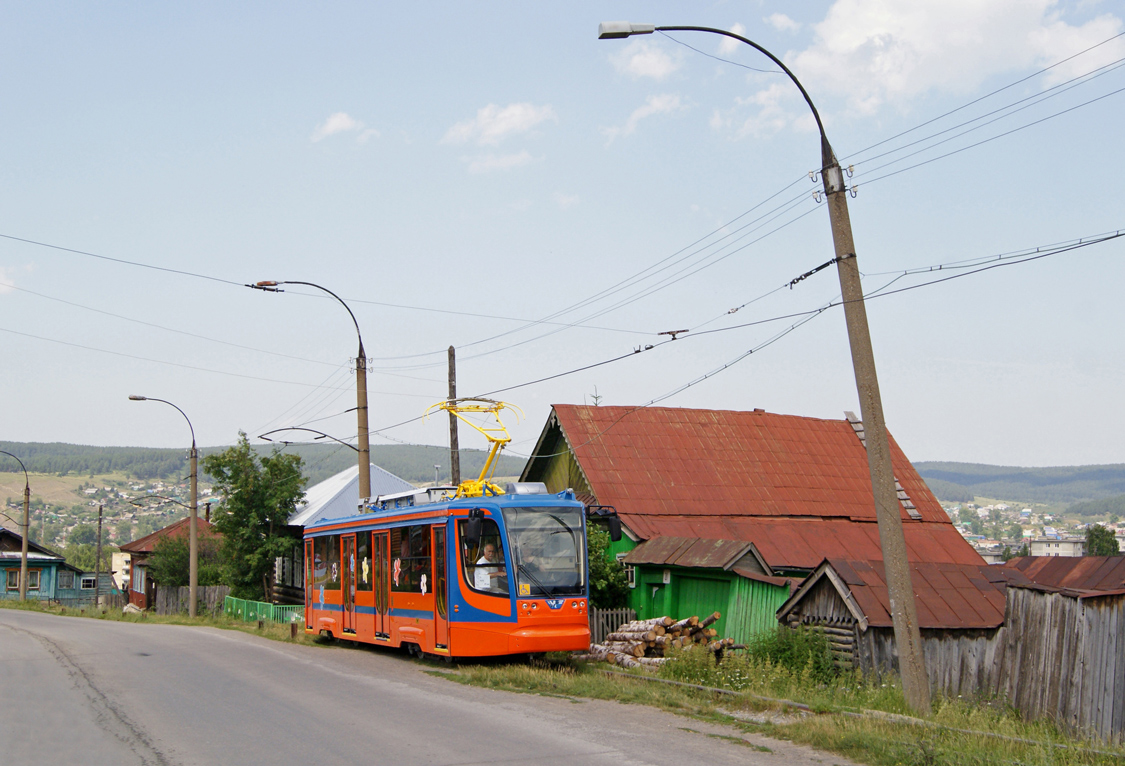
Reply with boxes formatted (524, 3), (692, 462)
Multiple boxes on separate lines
(599, 21), (931, 714)
(128, 395), (199, 618)
(249, 281), (371, 503)
(0, 451), (31, 600)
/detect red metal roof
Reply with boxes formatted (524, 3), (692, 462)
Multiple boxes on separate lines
(1002, 555), (1125, 593)
(820, 558), (1031, 629)
(622, 536), (752, 569)
(118, 516), (217, 555)
(548, 405), (980, 569)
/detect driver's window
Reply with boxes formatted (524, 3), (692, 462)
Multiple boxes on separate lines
(461, 519), (507, 594)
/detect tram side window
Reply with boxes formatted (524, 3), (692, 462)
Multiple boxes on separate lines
(391, 525), (431, 594)
(318, 535), (340, 591)
(356, 533), (372, 592)
(461, 519), (507, 595)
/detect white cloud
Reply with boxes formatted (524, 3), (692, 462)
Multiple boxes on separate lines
(443, 103), (557, 146)
(601, 93), (685, 143)
(719, 23), (748, 55)
(611, 40), (682, 80)
(310, 112), (368, 142)
(553, 192), (580, 209)
(357, 128), (380, 144)
(790, 0), (1125, 114)
(764, 14), (801, 33)
(0, 267), (15, 294)
(465, 150), (534, 174)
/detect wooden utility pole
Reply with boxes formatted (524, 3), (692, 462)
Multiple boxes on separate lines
(448, 346), (460, 485)
(95, 504), (104, 606)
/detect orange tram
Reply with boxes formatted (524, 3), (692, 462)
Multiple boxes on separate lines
(303, 483), (599, 658)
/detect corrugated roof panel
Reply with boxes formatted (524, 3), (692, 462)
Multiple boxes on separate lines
(1003, 555), (1125, 593)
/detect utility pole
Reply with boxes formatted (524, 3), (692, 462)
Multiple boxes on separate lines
(597, 21), (932, 715)
(822, 158), (931, 715)
(357, 343), (371, 502)
(189, 447), (198, 617)
(448, 346), (461, 486)
(95, 504), (103, 607)
(19, 481), (29, 601)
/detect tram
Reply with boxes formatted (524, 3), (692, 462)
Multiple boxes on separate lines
(302, 399), (619, 658)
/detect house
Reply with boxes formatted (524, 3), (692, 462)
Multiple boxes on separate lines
(520, 405), (983, 639)
(1030, 536), (1085, 557)
(1003, 555), (1125, 592)
(118, 516), (217, 609)
(776, 558), (1031, 695)
(0, 529), (112, 604)
(273, 463), (416, 604)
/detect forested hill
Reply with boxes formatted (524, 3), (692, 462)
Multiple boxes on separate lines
(0, 441), (527, 487)
(914, 461), (1125, 505)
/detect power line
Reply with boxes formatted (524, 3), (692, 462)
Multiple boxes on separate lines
(657, 30), (782, 74)
(0, 233), (243, 286)
(841, 29), (1125, 162)
(858, 83), (1125, 187)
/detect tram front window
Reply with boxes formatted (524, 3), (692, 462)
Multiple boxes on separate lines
(502, 506), (585, 597)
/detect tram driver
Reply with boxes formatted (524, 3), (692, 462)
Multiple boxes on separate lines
(474, 542), (506, 592)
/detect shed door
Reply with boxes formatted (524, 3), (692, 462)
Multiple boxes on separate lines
(677, 577), (730, 637)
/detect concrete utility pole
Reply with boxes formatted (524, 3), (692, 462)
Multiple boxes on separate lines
(250, 280), (371, 503)
(598, 21), (931, 714)
(129, 396), (199, 618)
(95, 504), (103, 606)
(448, 346), (461, 486)
(2, 450), (32, 601)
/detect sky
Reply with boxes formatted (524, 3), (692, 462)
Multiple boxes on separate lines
(2, 1), (1124, 470)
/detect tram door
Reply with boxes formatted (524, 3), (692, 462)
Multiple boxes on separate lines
(304, 539), (314, 630)
(432, 525), (449, 650)
(342, 534), (356, 634)
(373, 531), (390, 639)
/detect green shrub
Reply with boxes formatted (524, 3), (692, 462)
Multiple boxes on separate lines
(747, 626), (837, 684)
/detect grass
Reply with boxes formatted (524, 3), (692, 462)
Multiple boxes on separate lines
(0, 598), (320, 646)
(438, 650), (1125, 766)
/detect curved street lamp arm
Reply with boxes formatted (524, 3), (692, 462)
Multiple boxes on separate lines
(250, 280), (365, 357)
(599, 23), (835, 168)
(0, 451), (30, 488)
(258, 427), (360, 453)
(129, 396), (196, 448)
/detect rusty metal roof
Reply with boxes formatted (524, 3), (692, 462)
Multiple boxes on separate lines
(783, 558), (1032, 630)
(1002, 555), (1125, 593)
(118, 516), (217, 555)
(622, 536), (753, 569)
(544, 405), (979, 569)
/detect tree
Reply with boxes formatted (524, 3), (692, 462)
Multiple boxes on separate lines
(146, 533), (223, 587)
(69, 523), (98, 545)
(1085, 524), (1120, 557)
(203, 433), (305, 600)
(1007, 523), (1023, 541)
(586, 523), (629, 609)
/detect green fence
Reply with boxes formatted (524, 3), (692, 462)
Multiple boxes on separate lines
(224, 596), (304, 624)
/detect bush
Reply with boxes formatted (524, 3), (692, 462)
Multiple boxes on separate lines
(747, 625), (838, 684)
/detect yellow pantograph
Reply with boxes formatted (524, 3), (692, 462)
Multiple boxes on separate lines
(424, 398), (523, 498)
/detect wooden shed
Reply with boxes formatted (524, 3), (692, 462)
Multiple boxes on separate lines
(777, 558), (1031, 697)
(621, 536), (792, 642)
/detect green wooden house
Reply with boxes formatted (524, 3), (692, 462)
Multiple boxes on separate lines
(520, 405), (984, 642)
(0, 528), (99, 603)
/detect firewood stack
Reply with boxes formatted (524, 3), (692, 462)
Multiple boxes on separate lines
(574, 612), (737, 670)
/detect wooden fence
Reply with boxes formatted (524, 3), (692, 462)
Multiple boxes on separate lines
(154, 585), (230, 616)
(589, 607), (636, 645)
(999, 587), (1125, 743)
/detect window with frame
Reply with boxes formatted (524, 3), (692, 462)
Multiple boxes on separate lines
(80, 575), (96, 590)
(26, 569), (41, 591)
(6, 569), (18, 590)
(616, 552), (635, 589)
(460, 519), (507, 595)
(58, 570), (75, 590)
(355, 533), (372, 592)
(391, 525), (431, 593)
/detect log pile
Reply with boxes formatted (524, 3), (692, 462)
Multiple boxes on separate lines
(574, 612), (738, 670)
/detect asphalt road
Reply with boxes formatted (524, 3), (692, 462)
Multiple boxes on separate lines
(0, 610), (856, 766)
